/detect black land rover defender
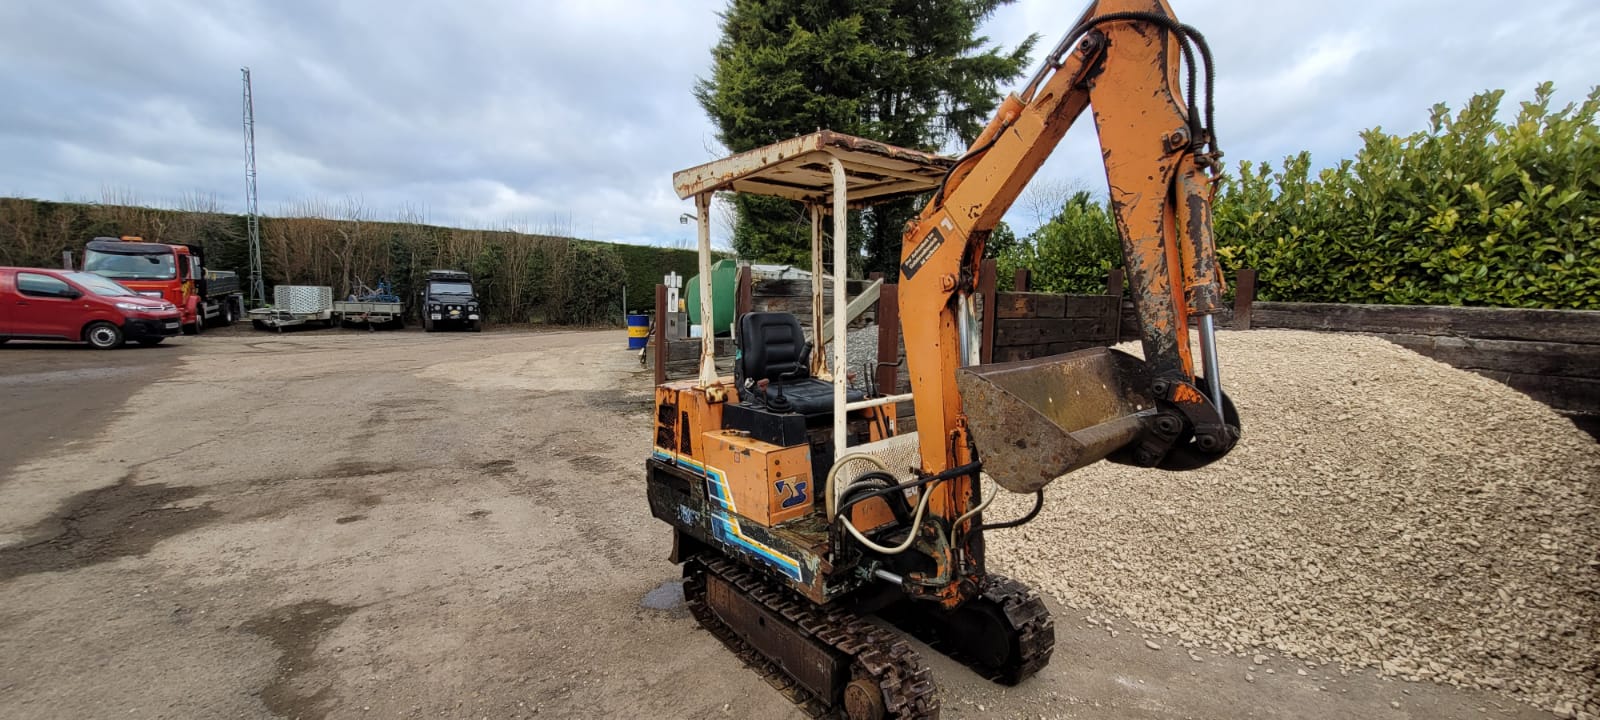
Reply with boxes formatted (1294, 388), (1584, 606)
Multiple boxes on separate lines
(420, 270), (482, 332)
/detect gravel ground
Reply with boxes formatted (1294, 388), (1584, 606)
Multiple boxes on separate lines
(843, 324), (882, 386)
(1, 328), (1563, 719)
(988, 329), (1600, 719)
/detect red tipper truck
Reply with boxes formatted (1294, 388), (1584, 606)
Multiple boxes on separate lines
(82, 236), (244, 334)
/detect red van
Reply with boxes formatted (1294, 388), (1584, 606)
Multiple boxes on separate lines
(0, 267), (183, 349)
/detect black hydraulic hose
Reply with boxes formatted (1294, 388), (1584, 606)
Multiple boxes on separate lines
(933, 127), (1008, 208)
(837, 473), (896, 501)
(936, 14), (1223, 212)
(1048, 12), (1219, 159)
(977, 489), (1045, 532)
(1178, 22), (1220, 158)
(836, 476), (939, 521)
(836, 472), (911, 525)
(834, 461), (983, 522)
(1056, 12), (1198, 134)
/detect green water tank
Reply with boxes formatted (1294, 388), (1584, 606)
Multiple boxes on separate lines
(685, 258), (738, 335)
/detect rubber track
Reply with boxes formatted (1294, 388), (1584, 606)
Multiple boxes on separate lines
(893, 574), (1055, 686)
(685, 555), (940, 719)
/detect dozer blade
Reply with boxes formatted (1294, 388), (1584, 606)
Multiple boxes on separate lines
(957, 347), (1156, 493)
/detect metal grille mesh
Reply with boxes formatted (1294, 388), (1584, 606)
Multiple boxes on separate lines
(836, 431), (922, 485)
(274, 285), (333, 314)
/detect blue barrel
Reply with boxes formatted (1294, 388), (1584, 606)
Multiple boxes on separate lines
(627, 313), (650, 349)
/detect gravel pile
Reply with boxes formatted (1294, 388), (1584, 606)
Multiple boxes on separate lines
(987, 329), (1600, 717)
(841, 324), (882, 386)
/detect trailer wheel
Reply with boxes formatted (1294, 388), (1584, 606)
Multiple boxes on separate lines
(84, 321), (123, 350)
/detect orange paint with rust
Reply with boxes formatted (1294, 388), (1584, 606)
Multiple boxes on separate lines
(895, 0), (1225, 608)
(653, 378), (736, 464)
(701, 430), (814, 526)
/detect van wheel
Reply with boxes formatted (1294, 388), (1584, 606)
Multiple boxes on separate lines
(85, 322), (124, 349)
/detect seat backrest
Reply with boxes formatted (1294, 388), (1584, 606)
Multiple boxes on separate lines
(736, 312), (811, 388)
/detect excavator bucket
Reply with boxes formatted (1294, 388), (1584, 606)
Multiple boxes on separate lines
(957, 347), (1157, 493)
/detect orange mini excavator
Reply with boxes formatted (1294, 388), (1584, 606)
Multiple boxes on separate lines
(647, 1), (1241, 716)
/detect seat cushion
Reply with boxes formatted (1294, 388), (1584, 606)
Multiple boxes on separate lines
(757, 378), (866, 415)
(737, 312), (810, 386)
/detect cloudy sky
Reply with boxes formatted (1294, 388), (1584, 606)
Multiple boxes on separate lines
(1, 1), (1595, 249)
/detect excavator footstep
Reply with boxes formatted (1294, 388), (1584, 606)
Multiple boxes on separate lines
(957, 347), (1156, 493)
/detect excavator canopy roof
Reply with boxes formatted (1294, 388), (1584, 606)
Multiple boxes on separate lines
(672, 130), (956, 207)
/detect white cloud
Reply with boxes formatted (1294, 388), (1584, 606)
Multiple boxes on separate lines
(0, 0), (1595, 248)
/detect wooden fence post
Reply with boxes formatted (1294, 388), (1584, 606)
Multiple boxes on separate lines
(735, 265), (754, 319)
(654, 283), (668, 385)
(1106, 269), (1124, 298)
(1013, 268), (1031, 292)
(1234, 268), (1257, 330)
(979, 258), (998, 364)
(876, 282), (900, 396)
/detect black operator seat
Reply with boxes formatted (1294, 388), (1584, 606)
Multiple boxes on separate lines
(735, 312), (865, 416)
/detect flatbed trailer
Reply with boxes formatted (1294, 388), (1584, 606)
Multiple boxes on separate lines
(332, 300), (404, 328)
(249, 285), (336, 332)
(248, 307), (336, 331)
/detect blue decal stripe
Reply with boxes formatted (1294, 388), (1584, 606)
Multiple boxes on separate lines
(654, 446), (802, 580)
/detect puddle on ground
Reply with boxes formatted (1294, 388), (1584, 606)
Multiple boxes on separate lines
(0, 474), (221, 581)
(240, 599), (358, 720)
(642, 579), (685, 612)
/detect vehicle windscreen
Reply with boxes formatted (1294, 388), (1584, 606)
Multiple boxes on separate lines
(84, 249), (176, 280)
(66, 272), (136, 296)
(428, 281), (474, 296)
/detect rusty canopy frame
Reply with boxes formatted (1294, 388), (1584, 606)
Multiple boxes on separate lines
(671, 131), (956, 460)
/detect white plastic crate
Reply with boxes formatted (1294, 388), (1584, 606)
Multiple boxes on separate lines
(274, 285), (333, 314)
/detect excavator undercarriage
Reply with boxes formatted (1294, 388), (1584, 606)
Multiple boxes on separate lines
(650, 1), (1240, 717)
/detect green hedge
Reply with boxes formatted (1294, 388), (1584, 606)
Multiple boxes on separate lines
(995, 191), (1119, 294)
(1216, 83), (1599, 308)
(999, 83), (1600, 309)
(0, 198), (703, 324)
(613, 243), (705, 314)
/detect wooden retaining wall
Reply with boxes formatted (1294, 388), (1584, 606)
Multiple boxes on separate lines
(1242, 300), (1600, 418)
(990, 292), (1122, 361)
(748, 278), (873, 319)
(981, 260), (1128, 362)
(992, 265), (1600, 421)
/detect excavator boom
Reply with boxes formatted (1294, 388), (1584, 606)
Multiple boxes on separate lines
(899, 0), (1239, 496)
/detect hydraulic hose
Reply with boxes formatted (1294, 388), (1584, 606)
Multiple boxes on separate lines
(838, 479), (940, 556)
(824, 453), (892, 521)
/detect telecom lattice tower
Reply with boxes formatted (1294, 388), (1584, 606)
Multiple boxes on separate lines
(242, 67), (266, 308)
